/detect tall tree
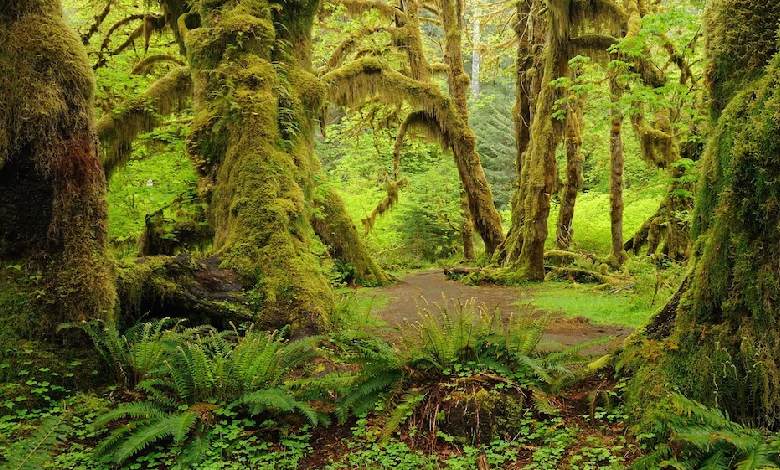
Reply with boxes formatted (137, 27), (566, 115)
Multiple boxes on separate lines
(0, 0), (115, 338)
(321, 0), (506, 256)
(623, 0), (780, 428)
(500, 0), (625, 279)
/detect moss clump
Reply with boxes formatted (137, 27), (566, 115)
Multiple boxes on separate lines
(0, 0), (115, 336)
(623, 6), (780, 427)
(179, 0), (335, 334)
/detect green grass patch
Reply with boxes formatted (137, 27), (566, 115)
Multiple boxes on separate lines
(528, 282), (657, 329)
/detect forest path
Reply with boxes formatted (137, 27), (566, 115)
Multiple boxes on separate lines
(372, 270), (632, 354)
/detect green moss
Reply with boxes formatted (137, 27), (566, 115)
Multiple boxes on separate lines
(0, 0), (115, 336)
(625, 48), (780, 428)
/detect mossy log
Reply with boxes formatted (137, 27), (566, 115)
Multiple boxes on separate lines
(115, 255), (252, 329)
(0, 0), (115, 337)
(621, 0), (780, 429)
(311, 188), (388, 286)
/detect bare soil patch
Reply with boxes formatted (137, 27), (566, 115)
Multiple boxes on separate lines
(373, 270), (632, 354)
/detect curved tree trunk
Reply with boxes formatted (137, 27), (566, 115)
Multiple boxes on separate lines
(180, 0), (333, 334)
(439, 0), (504, 256)
(311, 189), (388, 286)
(0, 0), (115, 339)
(623, 0), (780, 429)
(556, 95), (584, 250)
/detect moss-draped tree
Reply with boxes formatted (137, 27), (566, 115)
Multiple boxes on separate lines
(0, 0), (115, 338)
(623, 0), (780, 429)
(499, 0), (625, 280)
(91, 0), (389, 331)
(321, 0), (505, 256)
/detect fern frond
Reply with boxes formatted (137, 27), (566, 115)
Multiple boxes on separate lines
(3, 413), (70, 470)
(109, 412), (198, 464)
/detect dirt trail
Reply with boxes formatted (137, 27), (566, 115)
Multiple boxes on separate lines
(373, 270), (632, 354)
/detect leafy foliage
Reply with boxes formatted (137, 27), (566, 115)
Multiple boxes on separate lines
(631, 393), (780, 470)
(72, 320), (323, 466)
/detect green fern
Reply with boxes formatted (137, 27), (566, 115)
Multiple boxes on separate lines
(1, 413), (70, 470)
(630, 393), (780, 470)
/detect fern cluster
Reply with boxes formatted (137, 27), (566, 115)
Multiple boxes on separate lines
(407, 297), (595, 388)
(73, 320), (323, 467)
(631, 393), (780, 470)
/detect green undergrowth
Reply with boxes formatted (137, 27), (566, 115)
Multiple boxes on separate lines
(547, 189), (666, 254)
(107, 123), (200, 256)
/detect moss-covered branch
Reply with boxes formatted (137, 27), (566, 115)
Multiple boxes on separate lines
(311, 189), (388, 286)
(97, 66), (192, 177)
(130, 54), (185, 75)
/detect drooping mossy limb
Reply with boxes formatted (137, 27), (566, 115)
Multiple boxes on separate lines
(98, 66), (192, 177)
(323, 57), (505, 255)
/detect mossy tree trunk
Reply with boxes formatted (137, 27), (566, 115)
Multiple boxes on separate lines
(178, 0), (334, 334)
(437, 0), (505, 256)
(0, 0), (115, 338)
(311, 189), (388, 286)
(607, 73), (628, 268)
(500, 0), (625, 278)
(623, 0), (780, 429)
(556, 94), (584, 250)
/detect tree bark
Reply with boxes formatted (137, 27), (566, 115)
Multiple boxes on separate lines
(607, 73), (628, 268)
(556, 95), (584, 250)
(0, 0), (115, 338)
(180, 0), (333, 334)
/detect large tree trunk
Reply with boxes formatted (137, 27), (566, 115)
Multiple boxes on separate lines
(623, 0), (780, 429)
(499, 0), (544, 266)
(0, 0), (115, 339)
(510, 8), (566, 281)
(180, 0), (333, 334)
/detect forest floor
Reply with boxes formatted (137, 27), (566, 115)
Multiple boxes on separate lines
(369, 270), (633, 355)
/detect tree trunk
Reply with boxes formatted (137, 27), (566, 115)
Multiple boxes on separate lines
(461, 188), (476, 261)
(311, 189), (389, 286)
(556, 95), (584, 250)
(623, 0), (780, 429)
(439, 0), (504, 257)
(607, 74), (628, 268)
(0, 0), (115, 339)
(181, 0), (332, 334)
(499, 0), (544, 266)
(511, 13), (566, 281)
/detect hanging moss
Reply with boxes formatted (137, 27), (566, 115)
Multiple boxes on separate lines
(360, 178), (409, 233)
(0, 0), (115, 337)
(623, 2), (780, 429)
(98, 66), (192, 177)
